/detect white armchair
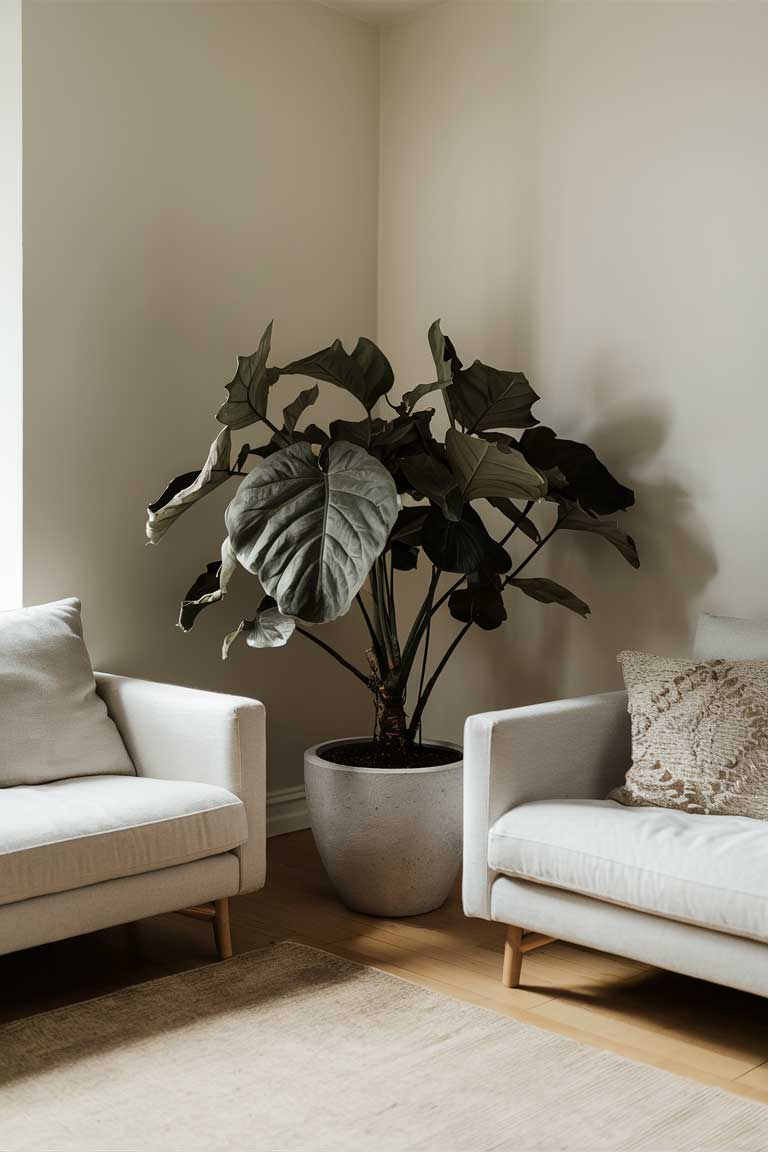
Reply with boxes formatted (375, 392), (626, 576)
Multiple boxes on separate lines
(0, 674), (265, 959)
(463, 615), (768, 998)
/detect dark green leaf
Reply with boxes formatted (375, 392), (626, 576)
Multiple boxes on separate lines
(422, 506), (511, 575)
(178, 539), (237, 631)
(225, 440), (399, 623)
(508, 577), (590, 617)
(146, 428), (232, 544)
(519, 427), (634, 515)
(451, 361), (540, 433)
(446, 429), (546, 502)
(399, 453), (463, 521)
(557, 503), (639, 567)
(448, 573), (507, 630)
(391, 542), (419, 571)
(329, 418), (371, 448)
(389, 506), (429, 545)
(371, 414), (429, 451)
(217, 322), (279, 430)
(488, 497), (540, 544)
(304, 424), (330, 446)
(282, 385), (319, 437)
(279, 337), (393, 412)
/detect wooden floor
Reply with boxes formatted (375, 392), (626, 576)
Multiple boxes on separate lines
(3, 829), (768, 1106)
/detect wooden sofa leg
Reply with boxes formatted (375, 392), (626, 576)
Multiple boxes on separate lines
(178, 898), (233, 959)
(213, 898), (233, 960)
(502, 925), (523, 988)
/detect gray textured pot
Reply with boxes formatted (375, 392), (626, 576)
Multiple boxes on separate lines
(304, 738), (463, 917)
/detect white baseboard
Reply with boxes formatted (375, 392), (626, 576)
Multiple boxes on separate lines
(266, 785), (310, 838)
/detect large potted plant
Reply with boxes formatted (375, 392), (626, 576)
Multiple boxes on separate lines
(147, 321), (638, 915)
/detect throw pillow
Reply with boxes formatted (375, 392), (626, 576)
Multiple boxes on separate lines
(610, 650), (768, 818)
(0, 598), (135, 787)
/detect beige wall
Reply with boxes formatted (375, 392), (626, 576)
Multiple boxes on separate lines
(379, 0), (768, 744)
(23, 0), (380, 790)
(22, 0), (768, 781)
(1, 0), (22, 610)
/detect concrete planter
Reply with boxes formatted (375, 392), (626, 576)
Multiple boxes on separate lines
(304, 738), (463, 917)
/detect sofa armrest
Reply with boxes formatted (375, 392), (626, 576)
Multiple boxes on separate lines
(463, 691), (630, 920)
(95, 673), (266, 894)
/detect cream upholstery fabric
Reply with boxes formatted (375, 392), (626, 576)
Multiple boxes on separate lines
(0, 855), (239, 956)
(0, 774), (246, 906)
(491, 876), (768, 998)
(0, 599), (134, 787)
(489, 798), (768, 943)
(96, 673), (266, 894)
(462, 692), (630, 920)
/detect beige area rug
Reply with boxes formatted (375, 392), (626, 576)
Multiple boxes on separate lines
(1, 942), (767, 1151)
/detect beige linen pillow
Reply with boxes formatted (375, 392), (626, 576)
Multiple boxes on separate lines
(610, 650), (768, 818)
(0, 598), (135, 787)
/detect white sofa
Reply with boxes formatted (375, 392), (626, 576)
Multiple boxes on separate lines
(463, 614), (768, 998)
(0, 673), (266, 959)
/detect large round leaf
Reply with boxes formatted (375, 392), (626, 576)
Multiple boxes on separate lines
(225, 441), (399, 623)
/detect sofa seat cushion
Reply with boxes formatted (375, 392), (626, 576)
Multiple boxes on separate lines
(0, 775), (247, 906)
(488, 799), (768, 944)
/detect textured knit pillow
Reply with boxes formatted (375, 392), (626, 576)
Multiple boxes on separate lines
(610, 650), (768, 818)
(0, 598), (135, 787)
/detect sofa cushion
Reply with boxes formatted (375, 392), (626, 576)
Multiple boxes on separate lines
(488, 798), (768, 944)
(0, 599), (134, 787)
(611, 650), (768, 818)
(0, 775), (247, 906)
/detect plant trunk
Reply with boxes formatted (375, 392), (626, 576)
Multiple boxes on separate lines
(377, 694), (409, 752)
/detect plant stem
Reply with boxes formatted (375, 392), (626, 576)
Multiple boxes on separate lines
(356, 591), (385, 671)
(295, 626), (370, 686)
(397, 566), (440, 692)
(407, 620), (472, 738)
(504, 520), (559, 584)
(416, 600), (432, 745)
(407, 510), (558, 737)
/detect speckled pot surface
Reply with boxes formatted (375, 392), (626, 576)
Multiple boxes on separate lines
(304, 738), (463, 917)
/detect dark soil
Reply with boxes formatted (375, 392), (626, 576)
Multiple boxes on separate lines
(317, 739), (462, 771)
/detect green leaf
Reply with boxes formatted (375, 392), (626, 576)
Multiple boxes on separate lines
(282, 385), (319, 438)
(427, 319), (457, 426)
(146, 428), (232, 544)
(508, 577), (590, 617)
(557, 503), (639, 568)
(279, 337), (393, 412)
(422, 506), (511, 575)
(225, 440), (399, 623)
(451, 361), (539, 433)
(178, 539), (237, 632)
(222, 605), (296, 659)
(446, 429), (546, 502)
(399, 453), (463, 521)
(488, 498), (540, 544)
(217, 322), (279, 430)
(401, 378), (448, 412)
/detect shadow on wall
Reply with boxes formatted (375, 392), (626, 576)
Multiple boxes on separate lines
(419, 361), (718, 747)
(537, 395), (718, 703)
